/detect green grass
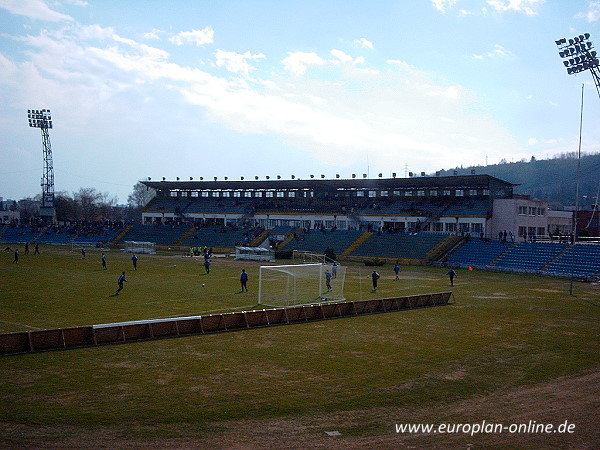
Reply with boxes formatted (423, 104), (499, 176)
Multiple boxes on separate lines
(0, 245), (598, 446)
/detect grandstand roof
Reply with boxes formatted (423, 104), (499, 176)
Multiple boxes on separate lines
(142, 174), (516, 192)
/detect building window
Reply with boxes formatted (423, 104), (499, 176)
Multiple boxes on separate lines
(266, 191), (274, 198)
(276, 191), (284, 198)
(459, 223), (470, 233)
(446, 222), (456, 232)
(537, 227), (545, 236)
(254, 191), (263, 197)
(381, 191), (388, 197)
(417, 190), (425, 196)
(356, 191), (364, 197)
(443, 190), (451, 196)
(244, 191), (252, 197)
(169, 191), (177, 197)
(529, 207), (536, 216)
(518, 226), (527, 237)
(405, 191), (413, 197)
(430, 190), (438, 196)
(233, 191), (241, 197)
(368, 191), (377, 197)
(289, 191), (296, 197)
(180, 191), (188, 197)
(212, 191), (220, 197)
(191, 191), (199, 197)
(518, 206), (527, 215)
(538, 208), (545, 215)
(433, 222), (443, 232)
(469, 189), (478, 196)
(201, 191), (209, 197)
(471, 223), (482, 233)
(456, 189), (464, 196)
(393, 190), (401, 196)
(222, 191), (230, 197)
(483, 189), (490, 196)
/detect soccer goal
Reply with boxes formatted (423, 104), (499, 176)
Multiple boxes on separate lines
(258, 263), (346, 307)
(124, 241), (156, 254)
(235, 246), (275, 262)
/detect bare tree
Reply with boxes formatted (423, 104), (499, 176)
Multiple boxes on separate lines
(128, 182), (151, 209)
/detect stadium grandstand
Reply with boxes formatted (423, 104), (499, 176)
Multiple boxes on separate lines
(2, 174), (598, 280)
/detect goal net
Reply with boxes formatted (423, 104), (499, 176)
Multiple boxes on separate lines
(258, 263), (346, 307)
(235, 246), (275, 262)
(124, 241), (156, 254)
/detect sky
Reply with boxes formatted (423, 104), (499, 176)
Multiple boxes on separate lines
(0, 0), (599, 204)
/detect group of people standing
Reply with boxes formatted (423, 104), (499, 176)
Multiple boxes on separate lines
(82, 248), (138, 295)
(369, 263), (457, 292)
(7, 242), (40, 264)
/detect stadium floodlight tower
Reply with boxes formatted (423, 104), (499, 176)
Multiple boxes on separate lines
(27, 108), (56, 224)
(555, 32), (600, 99)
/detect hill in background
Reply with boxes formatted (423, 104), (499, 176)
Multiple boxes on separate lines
(436, 153), (600, 210)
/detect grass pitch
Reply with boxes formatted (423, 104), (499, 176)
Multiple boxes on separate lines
(0, 245), (598, 447)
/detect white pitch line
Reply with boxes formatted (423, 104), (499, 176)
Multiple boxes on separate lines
(0, 320), (43, 330)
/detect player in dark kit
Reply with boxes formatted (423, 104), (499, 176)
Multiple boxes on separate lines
(115, 272), (127, 295)
(371, 270), (380, 291)
(131, 254), (138, 270)
(240, 269), (248, 292)
(446, 269), (457, 286)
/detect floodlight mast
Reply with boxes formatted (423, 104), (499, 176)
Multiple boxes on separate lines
(555, 33), (600, 99)
(27, 108), (56, 224)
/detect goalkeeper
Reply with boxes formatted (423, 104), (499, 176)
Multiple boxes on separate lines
(325, 269), (332, 292)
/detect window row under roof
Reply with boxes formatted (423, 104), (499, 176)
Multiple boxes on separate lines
(163, 188), (493, 198)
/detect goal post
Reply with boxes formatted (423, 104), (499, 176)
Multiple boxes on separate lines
(258, 263), (346, 307)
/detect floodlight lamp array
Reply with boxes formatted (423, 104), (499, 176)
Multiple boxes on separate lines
(27, 109), (53, 129)
(556, 33), (599, 75)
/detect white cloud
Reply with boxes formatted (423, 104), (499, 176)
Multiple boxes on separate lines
(387, 59), (416, 70)
(281, 52), (325, 76)
(432, 0), (457, 13)
(527, 137), (538, 145)
(169, 27), (214, 46)
(330, 49), (367, 67)
(144, 29), (164, 40)
(0, 19), (526, 192)
(83, 33), (517, 169)
(215, 50), (265, 77)
(0, 0), (73, 21)
(486, 0), (545, 16)
(355, 37), (373, 49)
(576, 1), (600, 22)
(472, 44), (515, 60)
(113, 35), (169, 61)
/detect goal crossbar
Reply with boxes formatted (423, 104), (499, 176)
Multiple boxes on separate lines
(258, 263), (345, 307)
